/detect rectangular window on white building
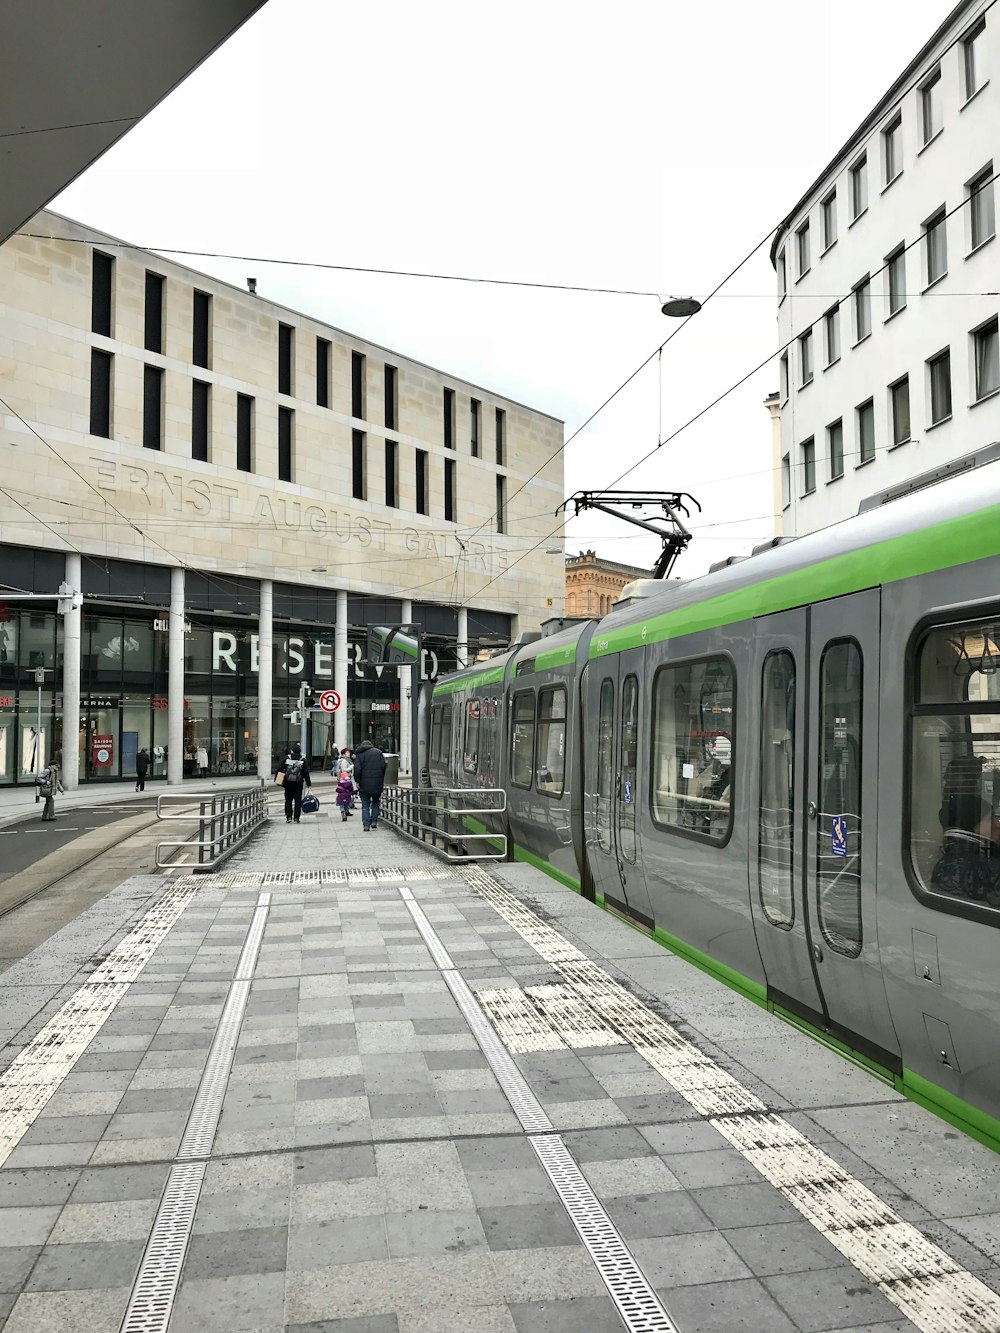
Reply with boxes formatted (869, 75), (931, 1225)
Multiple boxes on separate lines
(780, 352), (789, 402)
(850, 155), (867, 220)
(799, 329), (813, 386)
(822, 190), (837, 250)
(853, 277), (871, 342)
(968, 165), (996, 251)
(857, 398), (875, 464)
(801, 438), (816, 495)
(796, 221), (810, 278)
(778, 250), (787, 299)
(883, 116), (902, 185)
(825, 305), (840, 365)
(920, 66), (942, 144)
(924, 209), (947, 285)
(781, 454), (791, 509)
(887, 246), (906, 316)
(827, 418), (844, 480)
(890, 376), (911, 446)
(964, 18), (986, 100)
(928, 348), (952, 424)
(973, 317), (1000, 400)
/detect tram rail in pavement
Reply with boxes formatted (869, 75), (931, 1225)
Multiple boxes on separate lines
(0, 808), (999, 1332)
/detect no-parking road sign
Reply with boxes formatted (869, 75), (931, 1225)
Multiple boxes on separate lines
(318, 689), (341, 713)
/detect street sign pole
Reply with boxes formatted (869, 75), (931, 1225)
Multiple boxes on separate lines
(33, 666), (46, 776)
(298, 681), (310, 759)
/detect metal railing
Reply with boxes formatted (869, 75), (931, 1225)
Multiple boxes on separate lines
(155, 780), (269, 872)
(379, 786), (508, 861)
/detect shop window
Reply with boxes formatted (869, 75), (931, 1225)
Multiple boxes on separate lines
(651, 656), (734, 842)
(909, 616), (1000, 920)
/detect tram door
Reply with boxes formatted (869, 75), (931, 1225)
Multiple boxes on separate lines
(750, 591), (899, 1066)
(589, 653), (654, 925)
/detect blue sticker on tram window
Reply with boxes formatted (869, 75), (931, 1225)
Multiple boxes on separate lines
(831, 815), (847, 857)
(623, 779), (632, 805)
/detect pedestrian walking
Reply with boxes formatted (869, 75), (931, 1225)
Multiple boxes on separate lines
(276, 743), (311, 823)
(135, 747), (149, 792)
(195, 744), (209, 778)
(352, 739), (387, 831)
(335, 770), (355, 820)
(329, 743), (340, 777)
(336, 747), (356, 809)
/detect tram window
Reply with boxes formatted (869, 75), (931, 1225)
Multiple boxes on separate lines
(759, 651), (795, 928)
(510, 691), (535, 788)
(620, 675), (639, 864)
(909, 618), (1000, 918)
(597, 678), (614, 852)
(430, 702), (452, 766)
(536, 686), (566, 797)
(464, 700), (480, 774)
(477, 697), (498, 785)
(651, 657), (734, 843)
(816, 640), (863, 957)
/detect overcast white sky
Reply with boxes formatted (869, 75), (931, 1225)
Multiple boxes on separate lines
(52, 0), (949, 579)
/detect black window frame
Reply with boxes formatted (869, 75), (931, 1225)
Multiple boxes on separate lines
(415, 449), (428, 515)
(385, 438), (398, 508)
(193, 290), (211, 369)
(192, 379), (210, 462)
(352, 429), (367, 500)
(509, 689), (536, 789)
(236, 393), (254, 472)
(91, 250), (114, 337)
(144, 272), (164, 353)
(648, 651), (736, 847)
(470, 397), (481, 456)
(444, 457), (456, 523)
(385, 364), (398, 431)
(142, 364), (163, 451)
(278, 322), (294, 396)
(316, 337), (331, 408)
(904, 603), (1000, 929)
(89, 349), (112, 438)
(278, 405), (293, 482)
(351, 351), (366, 419)
(443, 387), (455, 449)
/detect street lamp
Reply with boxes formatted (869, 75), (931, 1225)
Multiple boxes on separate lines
(660, 296), (702, 317)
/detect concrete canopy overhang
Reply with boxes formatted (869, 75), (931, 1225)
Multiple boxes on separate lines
(0, 0), (267, 245)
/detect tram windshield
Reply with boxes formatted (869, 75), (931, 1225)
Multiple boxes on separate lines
(910, 618), (1000, 914)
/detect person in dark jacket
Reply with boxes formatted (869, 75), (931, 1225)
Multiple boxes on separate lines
(276, 743), (311, 823)
(352, 740), (387, 831)
(135, 748), (149, 792)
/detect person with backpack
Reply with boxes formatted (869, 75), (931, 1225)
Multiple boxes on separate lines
(36, 753), (65, 822)
(352, 739), (387, 831)
(135, 747), (149, 792)
(276, 743), (311, 823)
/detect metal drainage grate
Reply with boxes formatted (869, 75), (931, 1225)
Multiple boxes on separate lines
(120, 893), (271, 1333)
(466, 869), (1000, 1333)
(396, 885), (456, 972)
(531, 1134), (680, 1332)
(119, 1161), (205, 1333)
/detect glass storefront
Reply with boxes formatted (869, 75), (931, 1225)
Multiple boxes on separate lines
(0, 604), (461, 784)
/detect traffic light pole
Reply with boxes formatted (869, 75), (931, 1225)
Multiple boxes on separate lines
(298, 680), (310, 759)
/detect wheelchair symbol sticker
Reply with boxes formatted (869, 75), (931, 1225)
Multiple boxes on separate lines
(831, 815), (847, 857)
(623, 780), (633, 805)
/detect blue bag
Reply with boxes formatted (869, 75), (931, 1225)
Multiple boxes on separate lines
(300, 792), (320, 815)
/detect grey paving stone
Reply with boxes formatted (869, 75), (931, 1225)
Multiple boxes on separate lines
(385, 1208), (487, 1258)
(285, 1313), (399, 1332)
(654, 1275), (798, 1332)
(632, 1230), (753, 1286)
(297, 1076), (366, 1100)
(490, 1246), (605, 1302)
(664, 1148), (766, 1189)
(423, 1050), (488, 1071)
(721, 1219), (848, 1277)
(293, 1145), (377, 1184)
(509, 1296), (629, 1332)
(367, 1092), (442, 1120)
(606, 1190), (715, 1238)
(690, 1182), (804, 1229)
(287, 1216), (389, 1269)
(581, 1155), (683, 1197)
(464, 1166), (556, 1208)
(0, 1245), (41, 1290)
(639, 1121), (729, 1155)
(170, 1271), (286, 1331)
(561, 1125), (656, 1161)
(376, 1142), (475, 1212)
(115, 1088), (195, 1115)
(0, 1170), (79, 1207)
(479, 1199), (579, 1251)
(763, 1265), (904, 1331)
(49, 1198), (159, 1244)
(25, 1240), (144, 1291)
(184, 1225), (288, 1279)
(0, 1285), (133, 1333)
(4, 1142), (97, 1169)
(0, 1207), (62, 1246)
(612, 1093), (699, 1124)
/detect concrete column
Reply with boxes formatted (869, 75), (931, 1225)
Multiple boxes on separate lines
(457, 606), (468, 669)
(334, 589), (348, 751)
(168, 567), (185, 785)
(257, 579), (273, 780)
(399, 599), (412, 776)
(61, 553), (81, 790)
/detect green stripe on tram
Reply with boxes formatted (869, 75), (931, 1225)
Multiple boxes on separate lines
(589, 500), (1000, 658)
(433, 664), (506, 696)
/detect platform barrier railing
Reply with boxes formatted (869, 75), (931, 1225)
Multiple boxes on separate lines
(155, 780), (269, 872)
(379, 786), (507, 861)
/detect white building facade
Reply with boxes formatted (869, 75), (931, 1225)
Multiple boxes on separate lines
(0, 212), (565, 787)
(773, 0), (1000, 537)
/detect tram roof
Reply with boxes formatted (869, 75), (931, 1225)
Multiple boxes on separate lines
(589, 455), (1000, 660)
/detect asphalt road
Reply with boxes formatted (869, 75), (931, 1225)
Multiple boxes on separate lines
(0, 798), (163, 878)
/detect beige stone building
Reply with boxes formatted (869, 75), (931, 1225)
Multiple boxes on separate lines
(0, 211), (565, 787)
(564, 550), (650, 617)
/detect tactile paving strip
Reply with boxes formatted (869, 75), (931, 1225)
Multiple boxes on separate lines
(464, 868), (1000, 1333)
(0, 883), (197, 1166)
(477, 987), (566, 1052)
